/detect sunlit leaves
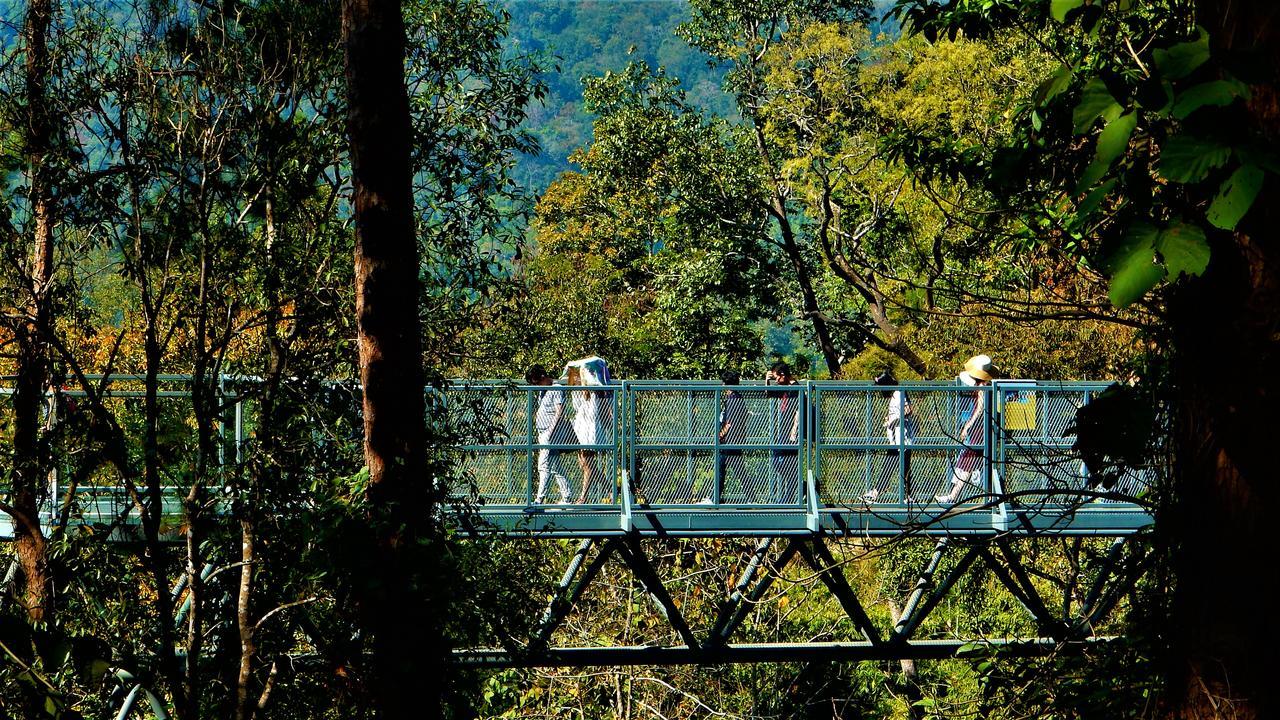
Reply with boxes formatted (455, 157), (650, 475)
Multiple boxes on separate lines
(1072, 77), (1121, 132)
(1206, 164), (1264, 230)
(1171, 78), (1249, 119)
(1049, 0), (1085, 23)
(1077, 111), (1135, 191)
(1103, 222), (1163, 307)
(1103, 220), (1210, 306)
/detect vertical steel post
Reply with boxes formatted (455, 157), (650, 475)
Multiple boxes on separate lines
(713, 386), (722, 505)
(525, 384), (534, 506)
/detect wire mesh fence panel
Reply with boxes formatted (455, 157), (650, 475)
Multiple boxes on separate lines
(997, 385), (1151, 507)
(628, 385), (805, 505)
(814, 386), (989, 506)
(447, 384), (620, 506)
(998, 386), (1080, 505)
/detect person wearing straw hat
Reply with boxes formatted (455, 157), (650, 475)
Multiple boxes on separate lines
(936, 354), (996, 504)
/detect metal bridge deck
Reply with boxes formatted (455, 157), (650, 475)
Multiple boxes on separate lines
(0, 378), (1152, 539)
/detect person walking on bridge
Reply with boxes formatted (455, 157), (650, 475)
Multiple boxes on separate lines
(565, 356), (614, 504)
(766, 362), (802, 503)
(717, 371), (761, 503)
(936, 354), (996, 504)
(527, 365), (571, 504)
(864, 371), (914, 503)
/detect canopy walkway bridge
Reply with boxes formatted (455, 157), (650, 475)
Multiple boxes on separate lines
(1, 377), (1156, 667)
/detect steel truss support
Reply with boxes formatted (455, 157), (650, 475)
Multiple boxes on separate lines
(796, 539), (882, 645)
(508, 534), (1151, 667)
(1073, 536), (1154, 635)
(456, 637), (1118, 668)
(892, 539), (982, 643)
(616, 537), (699, 649)
(980, 540), (1068, 638)
(532, 539), (619, 649)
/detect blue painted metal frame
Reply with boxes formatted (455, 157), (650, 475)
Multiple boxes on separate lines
(454, 380), (1153, 537)
(0, 376), (1154, 539)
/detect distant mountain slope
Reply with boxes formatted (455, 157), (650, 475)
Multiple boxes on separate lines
(501, 0), (735, 192)
(501, 0), (899, 194)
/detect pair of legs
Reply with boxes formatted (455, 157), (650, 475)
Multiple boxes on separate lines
(576, 450), (612, 503)
(533, 446), (570, 504)
(864, 449), (912, 502)
(770, 450), (800, 503)
(936, 451), (982, 503)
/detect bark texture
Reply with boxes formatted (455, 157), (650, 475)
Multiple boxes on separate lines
(1163, 2), (1280, 717)
(11, 0), (56, 625)
(341, 1), (441, 717)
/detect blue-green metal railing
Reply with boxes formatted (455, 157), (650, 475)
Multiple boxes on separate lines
(0, 376), (1154, 538)
(448, 380), (1154, 536)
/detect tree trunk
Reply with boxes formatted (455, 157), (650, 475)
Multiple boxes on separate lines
(1163, 3), (1280, 717)
(748, 122), (842, 377)
(340, 1), (440, 718)
(10, 0), (56, 625)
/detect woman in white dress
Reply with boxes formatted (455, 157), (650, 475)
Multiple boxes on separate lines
(566, 357), (614, 503)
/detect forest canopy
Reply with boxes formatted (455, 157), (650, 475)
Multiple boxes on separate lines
(0, 0), (1275, 718)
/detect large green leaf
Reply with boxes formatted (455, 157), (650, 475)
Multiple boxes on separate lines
(1171, 78), (1249, 119)
(1035, 64), (1074, 104)
(1152, 29), (1210, 80)
(1206, 164), (1265, 230)
(1050, 0), (1085, 22)
(1077, 111), (1136, 190)
(1158, 134), (1231, 183)
(1072, 77), (1122, 132)
(1105, 222), (1163, 306)
(1155, 221), (1210, 278)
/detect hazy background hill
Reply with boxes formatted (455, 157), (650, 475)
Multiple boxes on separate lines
(501, 0), (898, 194)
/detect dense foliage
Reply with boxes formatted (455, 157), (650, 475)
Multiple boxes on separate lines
(3, 0), (1266, 717)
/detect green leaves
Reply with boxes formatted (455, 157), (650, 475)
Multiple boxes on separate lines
(1072, 77), (1121, 132)
(1035, 64), (1074, 105)
(1157, 134), (1231, 183)
(1152, 29), (1209, 80)
(1049, 0), (1085, 23)
(1207, 164), (1265, 230)
(1104, 223), (1163, 307)
(1171, 78), (1249, 119)
(1156, 222), (1210, 278)
(1077, 111), (1135, 190)
(1103, 220), (1211, 306)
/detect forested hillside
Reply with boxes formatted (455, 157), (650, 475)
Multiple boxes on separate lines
(0, 0), (1275, 718)
(501, 0), (899, 192)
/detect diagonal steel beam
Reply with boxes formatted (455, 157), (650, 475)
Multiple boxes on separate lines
(707, 538), (802, 648)
(532, 538), (618, 649)
(1074, 537), (1128, 627)
(707, 539), (772, 641)
(797, 539), (882, 645)
(891, 542), (982, 643)
(980, 543), (1066, 637)
(617, 537), (699, 650)
(1078, 541), (1155, 633)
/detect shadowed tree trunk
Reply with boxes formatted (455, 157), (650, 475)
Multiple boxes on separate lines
(341, 1), (442, 718)
(9, 0), (56, 625)
(1163, 3), (1280, 717)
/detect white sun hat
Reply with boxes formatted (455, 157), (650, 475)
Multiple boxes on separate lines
(958, 354), (995, 385)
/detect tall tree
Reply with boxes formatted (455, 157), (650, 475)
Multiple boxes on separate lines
(340, 1), (439, 718)
(679, 0), (873, 376)
(891, 0), (1280, 714)
(9, 0), (56, 625)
